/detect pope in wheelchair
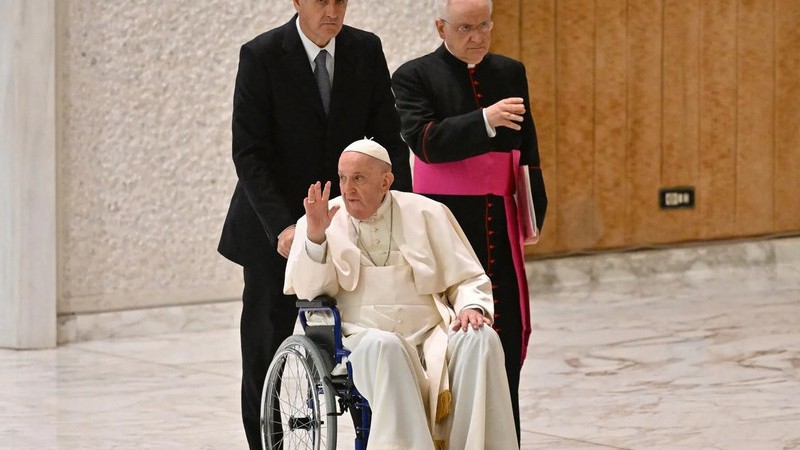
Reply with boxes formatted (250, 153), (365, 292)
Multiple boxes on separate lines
(279, 139), (519, 450)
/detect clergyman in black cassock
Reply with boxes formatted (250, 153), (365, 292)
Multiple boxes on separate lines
(392, 0), (547, 441)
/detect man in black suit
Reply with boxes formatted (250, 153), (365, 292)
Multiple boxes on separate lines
(218, 1), (411, 447)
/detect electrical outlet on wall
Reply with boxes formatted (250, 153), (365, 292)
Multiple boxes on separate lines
(659, 187), (695, 209)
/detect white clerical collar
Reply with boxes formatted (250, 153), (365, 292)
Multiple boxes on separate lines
(443, 42), (479, 68)
(355, 192), (392, 224)
(295, 18), (336, 71)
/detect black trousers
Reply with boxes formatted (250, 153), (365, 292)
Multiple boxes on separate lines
(240, 260), (298, 450)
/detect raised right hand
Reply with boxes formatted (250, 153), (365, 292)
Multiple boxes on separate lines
(305, 181), (340, 244)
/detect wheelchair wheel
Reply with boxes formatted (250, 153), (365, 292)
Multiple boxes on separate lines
(261, 335), (338, 450)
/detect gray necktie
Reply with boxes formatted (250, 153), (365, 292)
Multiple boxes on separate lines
(314, 50), (331, 114)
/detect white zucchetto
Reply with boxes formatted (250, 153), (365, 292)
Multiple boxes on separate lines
(342, 138), (392, 166)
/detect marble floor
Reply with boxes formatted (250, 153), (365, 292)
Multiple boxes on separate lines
(2, 257), (799, 449)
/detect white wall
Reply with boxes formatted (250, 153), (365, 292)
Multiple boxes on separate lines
(1, 0), (57, 349)
(50, 1), (440, 341)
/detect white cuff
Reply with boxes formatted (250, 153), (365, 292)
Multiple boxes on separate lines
(482, 108), (497, 138)
(462, 304), (486, 316)
(304, 238), (327, 263)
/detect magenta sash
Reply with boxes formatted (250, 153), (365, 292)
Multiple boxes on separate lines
(413, 151), (532, 363)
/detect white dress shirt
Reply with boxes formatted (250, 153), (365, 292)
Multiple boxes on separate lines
(295, 18), (336, 84)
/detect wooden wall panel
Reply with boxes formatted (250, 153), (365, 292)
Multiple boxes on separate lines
(491, 0), (521, 58)
(594, 0), (627, 249)
(698, 0), (737, 239)
(627, 0), (663, 244)
(555, 0), (596, 249)
(736, 0), (775, 235)
(661, 0), (700, 242)
(521, 0), (558, 255)
(775, 0), (800, 231)
(496, 0), (800, 257)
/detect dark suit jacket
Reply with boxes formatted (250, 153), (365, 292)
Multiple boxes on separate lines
(219, 16), (411, 267)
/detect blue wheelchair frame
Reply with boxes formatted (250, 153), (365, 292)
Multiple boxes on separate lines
(297, 296), (371, 450)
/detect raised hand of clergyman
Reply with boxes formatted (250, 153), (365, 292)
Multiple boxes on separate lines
(484, 97), (525, 131)
(304, 181), (340, 244)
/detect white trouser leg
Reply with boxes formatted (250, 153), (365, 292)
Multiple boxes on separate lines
(444, 326), (519, 450)
(345, 329), (435, 450)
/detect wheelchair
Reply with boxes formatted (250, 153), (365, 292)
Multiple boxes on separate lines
(260, 296), (371, 450)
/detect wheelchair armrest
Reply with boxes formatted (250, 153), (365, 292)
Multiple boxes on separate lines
(296, 295), (337, 309)
(295, 295), (347, 365)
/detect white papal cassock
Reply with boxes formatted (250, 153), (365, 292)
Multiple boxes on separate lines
(284, 191), (519, 450)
